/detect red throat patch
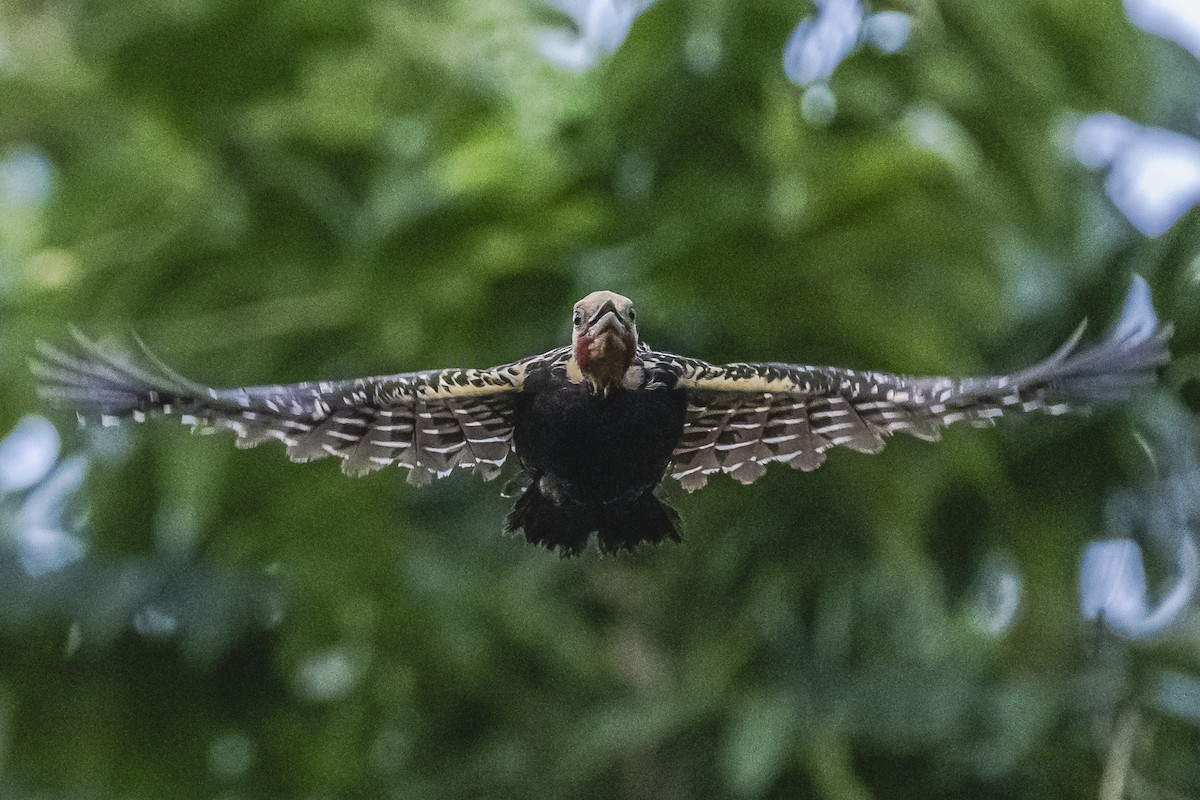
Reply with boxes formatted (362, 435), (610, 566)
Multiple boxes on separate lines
(575, 331), (633, 391)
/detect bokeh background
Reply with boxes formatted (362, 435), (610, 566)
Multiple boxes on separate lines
(2, 0), (1200, 797)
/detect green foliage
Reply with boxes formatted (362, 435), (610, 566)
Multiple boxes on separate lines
(1, 0), (1199, 797)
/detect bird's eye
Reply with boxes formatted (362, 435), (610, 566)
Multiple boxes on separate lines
(628, 308), (636, 321)
(572, 311), (583, 326)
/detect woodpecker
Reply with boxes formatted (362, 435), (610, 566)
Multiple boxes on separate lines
(35, 277), (1170, 555)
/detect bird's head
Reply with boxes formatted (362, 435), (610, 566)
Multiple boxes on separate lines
(570, 290), (638, 394)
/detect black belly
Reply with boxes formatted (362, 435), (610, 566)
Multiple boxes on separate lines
(511, 366), (688, 506)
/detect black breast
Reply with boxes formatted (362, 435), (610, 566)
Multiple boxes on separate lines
(511, 365), (688, 506)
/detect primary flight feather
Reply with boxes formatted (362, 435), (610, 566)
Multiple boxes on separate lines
(34, 277), (1171, 555)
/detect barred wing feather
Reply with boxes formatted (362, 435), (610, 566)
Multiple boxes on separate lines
(33, 332), (555, 485)
(665, 276), (1171, 492)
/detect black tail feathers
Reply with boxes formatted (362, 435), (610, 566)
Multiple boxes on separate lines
(506, 484), (593, 556)
(594, 492), (682, 555)
(505, 484), (681, 556)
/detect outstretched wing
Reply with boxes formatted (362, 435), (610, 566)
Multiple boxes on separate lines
(34, 333), (565, 485)
(658, 276), (1171, 491)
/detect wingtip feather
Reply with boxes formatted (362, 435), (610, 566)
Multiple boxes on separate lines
(1112, 274), (1158, 344)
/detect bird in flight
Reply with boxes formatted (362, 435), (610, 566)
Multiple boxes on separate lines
(35, 276), (1169, 556)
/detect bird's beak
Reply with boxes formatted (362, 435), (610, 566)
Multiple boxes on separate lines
(587, 300), (630, 336)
